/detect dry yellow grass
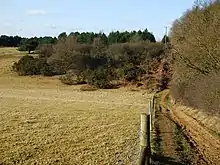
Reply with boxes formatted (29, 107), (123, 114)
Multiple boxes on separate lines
(175, 105), (220, 136)
(0, 48), (151, 165)
(0, 47), (26, 56)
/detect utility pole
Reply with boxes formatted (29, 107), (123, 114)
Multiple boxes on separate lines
(164, 26), (168, 49)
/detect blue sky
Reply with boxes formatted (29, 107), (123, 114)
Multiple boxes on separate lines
(0, 0), (195, 40)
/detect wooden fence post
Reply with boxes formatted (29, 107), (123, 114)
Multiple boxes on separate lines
(149, 100), (153, 132)
(139, 113), (151, 165)
(152, 95), (155, 131)
(152, 95), (155, 111)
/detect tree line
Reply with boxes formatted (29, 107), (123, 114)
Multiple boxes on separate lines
(0, 35), (57, 47)
(0, 29), (157, 48)
(0, 35), (23, 47)
(56, 29), (156, 44)
(170, 0), (220, 115)
(13, 28), (170, 90)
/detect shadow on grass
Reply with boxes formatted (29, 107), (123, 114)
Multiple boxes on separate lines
(151, 154), (184, 165)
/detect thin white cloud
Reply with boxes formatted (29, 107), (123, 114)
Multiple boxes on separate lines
(50, 25), (57, 29)
(45, 24), (58, 30)
(26, 9), (47, 16)
(2, 22), (12, 27)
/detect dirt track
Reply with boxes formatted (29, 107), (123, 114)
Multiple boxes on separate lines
(160, 90), (220, 165)
(152, 92), (202, 165)
(170, 106), (220, 164)
(154, 104), (180, 162)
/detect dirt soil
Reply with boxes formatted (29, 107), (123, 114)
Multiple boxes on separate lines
(160, 90), (220, 165)
(152, 91), (196, 165)
(153, 102), (180, 164)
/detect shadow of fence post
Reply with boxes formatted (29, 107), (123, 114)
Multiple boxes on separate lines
(139, 95), (156, 165)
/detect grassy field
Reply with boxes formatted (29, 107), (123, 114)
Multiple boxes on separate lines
(0, 48), (151, 164)
(0, 47), (27, 56)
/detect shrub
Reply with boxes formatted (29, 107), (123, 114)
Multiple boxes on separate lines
(123, 65), (146, 82)
(171, 1), (220, 75)
(170, 1), (220, 115)
(12, 55), (39, 75)
(108, 42), (148, 66)
(47, 35), (79, 74)
(36, 44), (54, 58)
(40, 64), (55, 76)
(17, 45), (27, 51)
(196, 72), (220, 115)
(12, 55), (54, 76)
(83, 67), (115, 89)
(60, 70), (86, 85)
(155, 60), (172, 91)
(80, 84), (98, 91)
(171, 71), (220, 115)
(13, 30), (169, 90)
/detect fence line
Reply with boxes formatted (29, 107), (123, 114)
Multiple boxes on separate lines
(139, 95), (156, 165)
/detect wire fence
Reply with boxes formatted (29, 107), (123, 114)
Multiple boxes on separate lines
(139, 94), (156, 165)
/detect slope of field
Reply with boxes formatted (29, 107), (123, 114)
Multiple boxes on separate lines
(0, 48), (151, 165)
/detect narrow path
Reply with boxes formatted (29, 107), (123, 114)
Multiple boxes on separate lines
(152, 95), (182, 165)
(159, 90), (216, 165)
(157, 107), (179, 160)
(170, 105), (220, 165)
(152, 90), (211, 165)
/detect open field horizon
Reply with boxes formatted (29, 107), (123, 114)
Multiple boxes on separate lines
(0, 48), (151, 164)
